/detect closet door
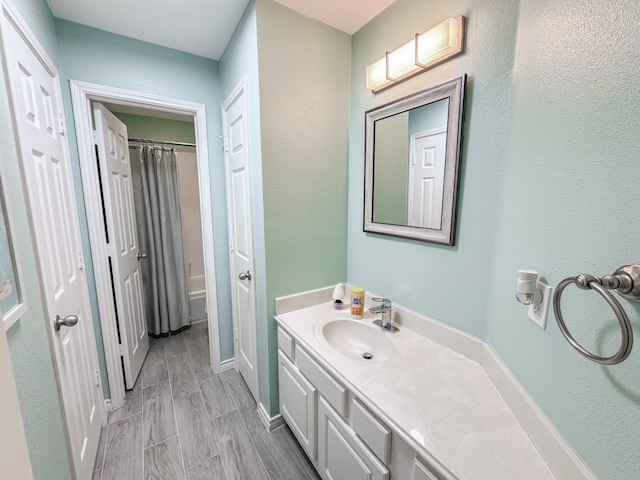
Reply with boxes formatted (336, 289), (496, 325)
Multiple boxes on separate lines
(1, 10), (105, 478)
(93, 102), (149, 389)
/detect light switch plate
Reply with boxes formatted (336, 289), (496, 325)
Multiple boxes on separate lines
(528, 280), (551, 329)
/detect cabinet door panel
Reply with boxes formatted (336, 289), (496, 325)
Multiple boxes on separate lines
(318, 397), (389, 480)
(414, 459), (439, 480)
(278, 350), (317, 460)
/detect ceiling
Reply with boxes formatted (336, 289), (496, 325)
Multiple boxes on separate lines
(46, 0), (397, 61)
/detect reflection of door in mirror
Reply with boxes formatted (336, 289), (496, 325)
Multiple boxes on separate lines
(408, 128), (447, 228)
(372, 98), (449, 228)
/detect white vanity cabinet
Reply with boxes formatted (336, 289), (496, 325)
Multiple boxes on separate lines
(318, 396), (389, 480)
(277, 325), (443, 480)
(278, 350), (317, 460)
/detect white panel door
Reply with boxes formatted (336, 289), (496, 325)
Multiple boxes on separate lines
(222, 79), (258, 401)
(408, 129), (447, 229)
(1, 12), (104, 480)
(93, 103), (149, 389)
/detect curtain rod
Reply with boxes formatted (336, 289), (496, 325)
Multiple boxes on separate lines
(128, 137), (196, 148)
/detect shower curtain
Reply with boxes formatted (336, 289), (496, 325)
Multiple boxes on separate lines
(130, 145), (190, 335)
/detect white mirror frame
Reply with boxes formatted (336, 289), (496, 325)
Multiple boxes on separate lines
(364, 74), (466, 245)
(0, 160), (27, 330)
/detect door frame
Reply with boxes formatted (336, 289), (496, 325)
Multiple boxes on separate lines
(70, 80), (221, 407)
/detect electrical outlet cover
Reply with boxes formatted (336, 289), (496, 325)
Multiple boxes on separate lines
(528, 280), (551, 329)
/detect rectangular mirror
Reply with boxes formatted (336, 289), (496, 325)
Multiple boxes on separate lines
(0, 162), (27, 330)
(364, 75), (466, 244)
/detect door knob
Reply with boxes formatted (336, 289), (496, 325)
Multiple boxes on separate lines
(54, 314), (79, 332)
(238, 270), (252, 281)
(137, 252), (148, 260)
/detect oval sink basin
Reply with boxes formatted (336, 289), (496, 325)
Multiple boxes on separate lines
(318, 319), (395, 362)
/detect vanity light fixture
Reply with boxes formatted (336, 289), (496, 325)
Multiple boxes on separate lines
(516, 269), (552, 329)
(366, 16), (464, 93)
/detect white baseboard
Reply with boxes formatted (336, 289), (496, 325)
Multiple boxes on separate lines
(219, 358), (235, 372)
(258, 403), (285, 432)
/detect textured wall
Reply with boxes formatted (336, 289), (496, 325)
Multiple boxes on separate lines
(219, 0), (265, 364)
(256, 0), (351, 414)
(53, 19), (234, 372)
(348, 0), (519, 338)
(484, 0), (640, 478)
(112, 113), (196, 148)
(1, 0), (75, 477)
(349, 0), (640, 477)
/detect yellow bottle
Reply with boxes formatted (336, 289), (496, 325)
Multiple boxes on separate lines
(350, 287), (365, 319)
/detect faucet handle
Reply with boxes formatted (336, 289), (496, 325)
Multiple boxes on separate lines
(372, 297), (391, 307)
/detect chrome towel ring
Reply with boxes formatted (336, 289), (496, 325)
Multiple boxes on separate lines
(553, 264), (640, 365)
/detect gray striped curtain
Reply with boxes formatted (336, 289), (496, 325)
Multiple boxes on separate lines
(130, 145), (190, 335)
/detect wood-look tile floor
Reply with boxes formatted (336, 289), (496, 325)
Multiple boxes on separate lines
(92, 322), (320, 480)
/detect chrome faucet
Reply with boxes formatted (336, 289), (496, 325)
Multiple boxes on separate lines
(369, 298), (399, 333)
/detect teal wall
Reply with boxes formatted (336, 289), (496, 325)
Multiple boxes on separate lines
(408, 98), (449, 136)
(112, 113), (195, 152)
(349, 0), (518, 338)
(349, 0), (640, 478)
(255, 0), (351, 415)
(219, 1), (268, 376)
(0, 1), (75, 478)
(53, 19), (235, 376)
(4, 0), (639, 477)
(484, 0), (640, 478)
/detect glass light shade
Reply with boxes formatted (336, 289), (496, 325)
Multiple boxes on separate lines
(416, 17), (463, 68)
(365, 57), (388, 91)
(365, 16), (464, 92)
(387, 40), (417, 80)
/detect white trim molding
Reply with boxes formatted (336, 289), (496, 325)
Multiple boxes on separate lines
(69, 80), (221, 407)
(258, 402), (285, 432)
(219, 357), (236, 372)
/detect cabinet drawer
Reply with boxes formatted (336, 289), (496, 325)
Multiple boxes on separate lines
(295, 344), (347, 416)
(351, 398), (391, 464)
(318, 397), (389, 480)
(277, 326), (295, 361)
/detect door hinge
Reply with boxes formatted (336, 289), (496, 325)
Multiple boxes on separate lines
(118, 344), (124, 356)
(92, 129), (101, 146)
(234, 327), (238, 342)
(223, 137), (229, 152)
(77, 250), (85, 271)
(58, 113), (66, 135)
(95, 368), (101, 387)
(105, 243), (113, 257)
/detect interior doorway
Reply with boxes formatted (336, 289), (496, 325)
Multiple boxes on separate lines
(70, 80), (221, 408)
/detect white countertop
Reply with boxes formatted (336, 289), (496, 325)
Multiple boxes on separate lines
(276, 301), (555, 480)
